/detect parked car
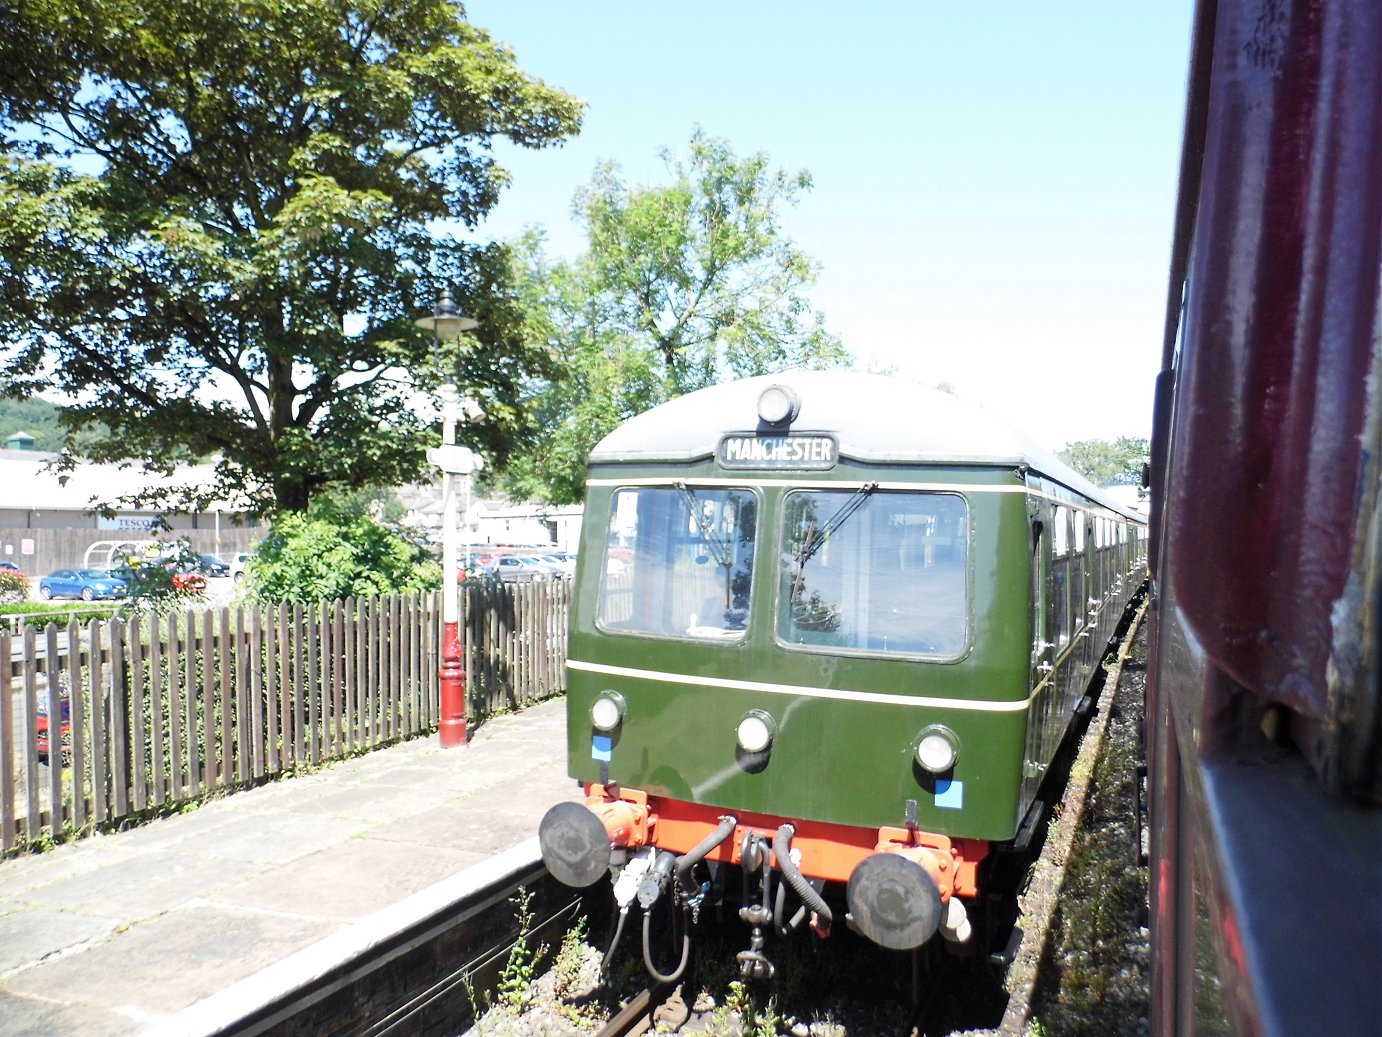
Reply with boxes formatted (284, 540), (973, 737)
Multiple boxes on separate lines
(458, 556), (496, 581)
(230, 552), (252, 581)
(107, 561), (207, 596)
(493, 555), (551, 583)
(539, 552), (577, 577)
(38, 568), (129, 601)
(517, 554), (565, 577)
(0, 560), (24, 575)
(197, 553), (231, 577)
(35, 686), (70, 766)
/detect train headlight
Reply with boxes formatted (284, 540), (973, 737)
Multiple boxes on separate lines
(914, 725), (959, 774)
(590, 691), (627, 732)
(736, 709), (776, 753)
(757, 384), (800, 426)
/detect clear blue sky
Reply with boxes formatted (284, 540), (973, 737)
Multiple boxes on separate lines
(462, 2), (1196, 452)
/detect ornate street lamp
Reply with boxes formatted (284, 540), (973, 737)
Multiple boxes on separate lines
(415, 288), (483, 748)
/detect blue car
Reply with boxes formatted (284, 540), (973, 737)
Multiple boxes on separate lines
(38, 568), (129, 601)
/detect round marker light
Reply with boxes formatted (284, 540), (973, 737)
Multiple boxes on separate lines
(757, 384), (800, 426)
(736, 710), (776, 753)
(590, 691), (627, 732)
(914, 726), (959, 774)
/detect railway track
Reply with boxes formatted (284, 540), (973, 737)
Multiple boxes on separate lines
(150, 841), (586, 1037)
(590, 981), (677, 1037)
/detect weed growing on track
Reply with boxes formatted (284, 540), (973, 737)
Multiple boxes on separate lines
(1024, 646), (1151, 1037)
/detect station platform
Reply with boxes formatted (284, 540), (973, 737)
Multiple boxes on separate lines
(0, 697), (581, 1037)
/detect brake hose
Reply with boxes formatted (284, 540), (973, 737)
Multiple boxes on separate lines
(675, 814), (737, 894)
(642, 902), (692, 983)
(774, 824), (833, 929)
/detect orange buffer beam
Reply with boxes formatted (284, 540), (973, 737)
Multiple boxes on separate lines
(584, 784), (988, 898)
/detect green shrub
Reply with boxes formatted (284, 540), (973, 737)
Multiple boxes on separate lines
(248, 511), (441, 605)
(0, 600), (119, 627)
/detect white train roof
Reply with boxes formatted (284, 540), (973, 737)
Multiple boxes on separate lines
(589, 370), (1139, 518)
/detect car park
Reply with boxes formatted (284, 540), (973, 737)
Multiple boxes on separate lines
(458, 558), (496, 581)
(38, 568), (129, 601)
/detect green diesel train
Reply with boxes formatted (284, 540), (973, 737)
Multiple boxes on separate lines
(539, 371), (1146, 979)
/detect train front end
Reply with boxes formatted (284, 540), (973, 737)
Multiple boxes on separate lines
(539, 372), (1051, 977)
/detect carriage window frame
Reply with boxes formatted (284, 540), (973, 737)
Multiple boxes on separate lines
(1053, 506), (1070, 557)
(774, 487), (972, 661)
(594, 483), (760, 643)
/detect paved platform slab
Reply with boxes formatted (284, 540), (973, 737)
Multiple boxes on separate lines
(0, 698), (579, 1036)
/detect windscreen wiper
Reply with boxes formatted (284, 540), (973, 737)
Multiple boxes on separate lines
(674, 481), (731, 567)
(796, 482), (878, 568)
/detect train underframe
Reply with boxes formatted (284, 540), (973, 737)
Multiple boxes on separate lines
(539, 783), (1005, 982)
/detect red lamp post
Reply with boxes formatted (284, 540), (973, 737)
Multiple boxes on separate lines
(416, 290), (481, 748)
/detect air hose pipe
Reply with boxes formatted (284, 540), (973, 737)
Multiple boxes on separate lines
(642, 904), (692, 983)
(675, 814), (738, 896)
(774, 824), (832, 931)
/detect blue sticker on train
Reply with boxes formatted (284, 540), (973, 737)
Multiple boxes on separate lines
(591, 734), (613, 762)
(935, 779), (964, 810)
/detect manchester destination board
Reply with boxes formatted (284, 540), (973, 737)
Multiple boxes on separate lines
(718, 433), (838, 470)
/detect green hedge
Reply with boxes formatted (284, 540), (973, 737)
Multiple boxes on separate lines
(0, 600), (122, 629)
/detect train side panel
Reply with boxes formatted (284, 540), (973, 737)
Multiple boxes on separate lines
(1147, 0), (1381, 1032)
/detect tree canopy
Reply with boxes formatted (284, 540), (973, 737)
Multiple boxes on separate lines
(0, 0), (582, 516)
(1058, 436), (1150, 487)
(502, 130), (849, 504)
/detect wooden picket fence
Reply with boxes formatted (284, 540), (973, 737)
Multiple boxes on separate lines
(0, 579), (570, 856)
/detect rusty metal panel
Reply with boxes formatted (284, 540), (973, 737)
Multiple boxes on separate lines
(1169, 0), (1381, 734)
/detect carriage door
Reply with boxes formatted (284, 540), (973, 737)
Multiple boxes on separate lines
(1030, 505), (1053, 684)
(1022, 493), (1055, 809)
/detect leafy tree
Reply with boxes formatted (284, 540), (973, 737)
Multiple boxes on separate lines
(503, 130), (849, 503)
(1058, 436), (1150, 487)
(497, 229), (664, 504)
(0, 0), (582, 516)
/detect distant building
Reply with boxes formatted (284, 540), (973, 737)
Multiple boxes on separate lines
(0, 448), (249, 531)
(4, 431), (37, 451)
(0, 448), (260, 576)
(397, 478), (583, 553)
(469, 500), (584, 551)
